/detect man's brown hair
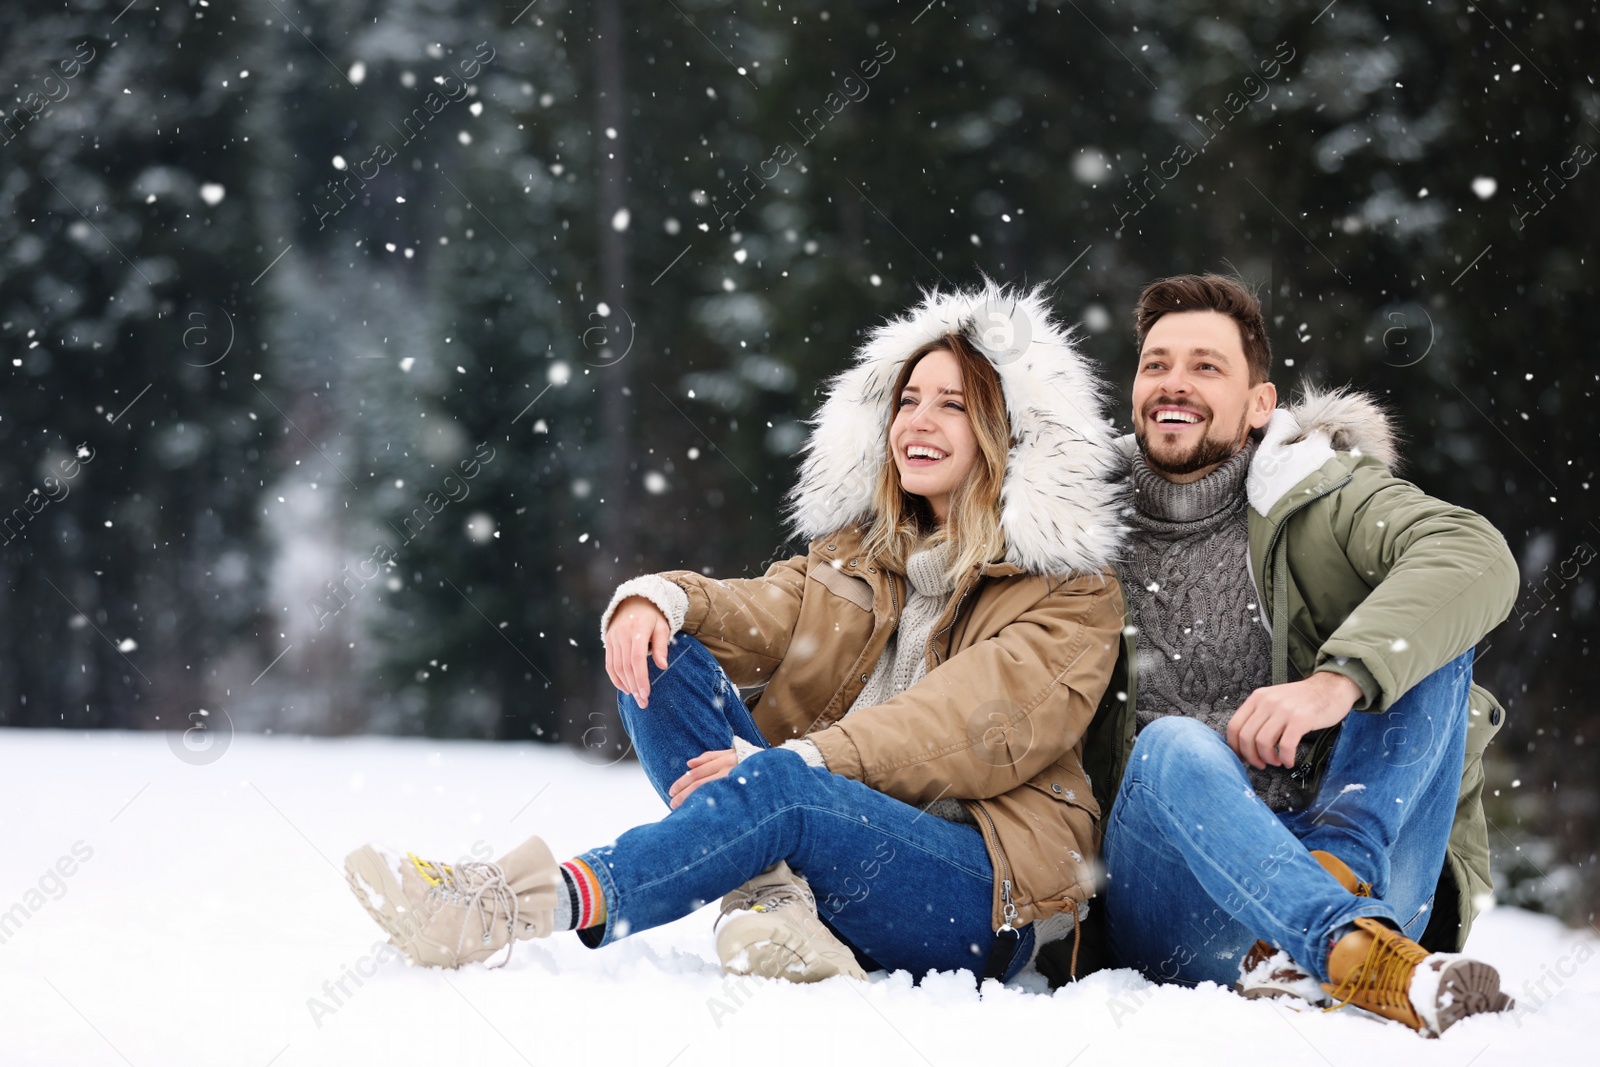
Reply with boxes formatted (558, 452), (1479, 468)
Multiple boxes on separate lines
(1133, 274), (1272, 385)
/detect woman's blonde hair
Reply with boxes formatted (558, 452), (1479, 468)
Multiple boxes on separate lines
(856, 332), (1012, 587)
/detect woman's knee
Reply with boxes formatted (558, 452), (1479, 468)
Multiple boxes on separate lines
(716, 747), (817, 814)
(625, 633), (730, 711)
(645, 631), (717, 682)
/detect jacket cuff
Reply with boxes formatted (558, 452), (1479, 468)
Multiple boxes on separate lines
(1314, 656), (1381, 712)
(808, 726), (864, 782)
(731, 735), (764, 762)
(598, 575), (689, 644)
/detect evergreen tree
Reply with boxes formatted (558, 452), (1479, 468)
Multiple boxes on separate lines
(0, 0), (280, 731)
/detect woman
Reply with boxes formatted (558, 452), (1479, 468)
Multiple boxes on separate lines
(344, 284), (1126, 984)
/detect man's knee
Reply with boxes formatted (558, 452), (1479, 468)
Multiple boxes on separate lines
(1123, 716), (1242, 791)
(1388, 648), (1473, 715)
(1134, 716), (1227, 761)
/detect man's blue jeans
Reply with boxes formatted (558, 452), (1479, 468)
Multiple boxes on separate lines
(1103, 650), (1473, 986)
(573, 633), (1035, 980)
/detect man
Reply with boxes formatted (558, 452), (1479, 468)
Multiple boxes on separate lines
(1082, 274), (1518, 1036)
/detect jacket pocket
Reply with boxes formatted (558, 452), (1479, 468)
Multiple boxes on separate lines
(808, 564), (874, 612)
(1465, 682), (1506, 758)
(1024, 769), (1101, 825)
(1020, 776), (1102, 882)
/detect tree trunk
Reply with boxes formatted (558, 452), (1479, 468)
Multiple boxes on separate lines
(582, 0), (637, 756)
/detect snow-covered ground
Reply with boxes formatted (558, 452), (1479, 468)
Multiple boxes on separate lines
(2, 729), (1594, 1067)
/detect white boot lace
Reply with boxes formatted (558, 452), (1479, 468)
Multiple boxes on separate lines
(716, 872), (815, 928)
(411, 855), (521, 968)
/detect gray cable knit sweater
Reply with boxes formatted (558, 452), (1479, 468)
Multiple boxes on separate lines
(1121, 439), (1305, 811)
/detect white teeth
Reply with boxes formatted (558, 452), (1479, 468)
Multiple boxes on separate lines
(1156, 411), (1201, 424)
(906, 445), (946, 460)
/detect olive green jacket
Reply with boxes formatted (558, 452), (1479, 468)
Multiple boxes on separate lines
(1083, 388), (1517, 951)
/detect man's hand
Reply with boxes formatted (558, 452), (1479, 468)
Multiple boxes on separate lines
(1226, 672), (1364, 770)
(668, 749), (737, 809)
(604, 595), (672, 707)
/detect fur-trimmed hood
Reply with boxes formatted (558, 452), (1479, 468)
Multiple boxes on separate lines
(1246, 386), (1399, 515)
(780, 283), (1125, 578)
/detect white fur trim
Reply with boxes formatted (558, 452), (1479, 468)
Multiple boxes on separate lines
(1288, 385), (1398, 467)
(1246, 386), (1400, 517)
(780, 282), (1125, 577)
(599, 574), (688, 644)
(1247, 409), (1335, 516)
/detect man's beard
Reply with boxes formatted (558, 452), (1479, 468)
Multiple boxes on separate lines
(1135, 408), (1249, 477)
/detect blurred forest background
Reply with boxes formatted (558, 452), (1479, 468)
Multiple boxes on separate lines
(1, 1), (1595, 924)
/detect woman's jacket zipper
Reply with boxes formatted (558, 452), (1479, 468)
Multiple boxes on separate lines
(929, 572), (980, 668)
(884, 564), (1014, 932)
(973, 801), (1018, 931)
(878, 561), (1016, 932)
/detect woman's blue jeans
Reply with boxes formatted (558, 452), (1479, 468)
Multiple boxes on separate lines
(573, 633), (1035, 980)
(1102, 650), (1475, 986)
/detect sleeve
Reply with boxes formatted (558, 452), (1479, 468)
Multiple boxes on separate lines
(732, 735), (828, 768)
(651, 552), (812, 688)
(598, 574), (690, 643)
(779, 738), (828, 768)
(808, 572), (1124, 805)
(1314, 464), (1519, 711)
(1315, 655), (1381, 710)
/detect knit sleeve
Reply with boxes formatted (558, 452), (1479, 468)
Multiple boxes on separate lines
(731, 735), (828, 769)
(780, 738), (829, 769)
(598, 575), (689, 644)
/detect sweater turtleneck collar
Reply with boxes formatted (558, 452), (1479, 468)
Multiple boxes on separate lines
(1129, 437), (1257, 525)
(904, 539), (957, 598)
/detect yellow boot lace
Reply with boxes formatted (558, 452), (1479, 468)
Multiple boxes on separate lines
(1323, 921), (1428, 1029)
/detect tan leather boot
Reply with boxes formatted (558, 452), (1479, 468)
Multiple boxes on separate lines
(345, 837), (559, 969)
(1235, 849), (1372, 1003)
(715, 862), (868, 983)
(1236, 938), (1329, 1004)
(1322, 916), (1513, 1036)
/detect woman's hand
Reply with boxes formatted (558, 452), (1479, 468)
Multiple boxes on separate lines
(604, 596), (672, 707)
(668, 749), (737, 808)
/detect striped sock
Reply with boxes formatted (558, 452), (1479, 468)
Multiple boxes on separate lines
(555, 858), (607, 931)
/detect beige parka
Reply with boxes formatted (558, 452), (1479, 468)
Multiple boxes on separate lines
(648, 285), (1129, 933)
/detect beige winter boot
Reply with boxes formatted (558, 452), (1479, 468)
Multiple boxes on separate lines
(345, 837), (560, 969)
(715, 862), (868, 983)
